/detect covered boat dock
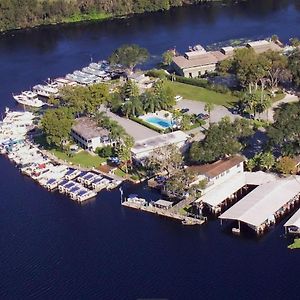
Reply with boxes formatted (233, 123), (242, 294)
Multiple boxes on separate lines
(219, 178), (300, 235)
(284, 208), (300, 235)
(196, 173), (247, 215)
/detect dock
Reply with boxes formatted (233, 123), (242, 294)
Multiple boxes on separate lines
(122, 200), (206, 225)
(219, 177), (300, 235)
(284, 208), (300, 235)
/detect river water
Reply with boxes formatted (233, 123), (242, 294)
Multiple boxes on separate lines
(0, 1), (300, 299)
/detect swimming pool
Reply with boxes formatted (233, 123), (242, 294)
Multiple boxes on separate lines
(145, 117), (173, 129)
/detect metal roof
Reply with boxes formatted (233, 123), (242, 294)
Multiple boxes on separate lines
(199, 173), (246, 208)
(284, 208), (300, 228)
(219, 177), (300, 228)
(131, 131), (189, 155)
(154, 199), (173, 207)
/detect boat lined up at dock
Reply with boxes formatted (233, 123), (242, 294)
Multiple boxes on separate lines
(0, 109), (122, 202)
(11, 60), (123, 107)
(13, 91), (45, 108)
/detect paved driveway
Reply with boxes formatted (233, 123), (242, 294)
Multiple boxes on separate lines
(175, 99), (238, 123)
(99, 107), (160, 141)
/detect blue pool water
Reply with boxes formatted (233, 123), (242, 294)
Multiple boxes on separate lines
(145, 117), (173, 129)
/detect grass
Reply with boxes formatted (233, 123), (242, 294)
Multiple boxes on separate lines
(51, 149), (106, 169)
(166, 81), (238, 107)
(288, 238), (300, 249)
(62, 11), (111, 24)
(33, 134), (106, 168)
(272, 91), (285, 103)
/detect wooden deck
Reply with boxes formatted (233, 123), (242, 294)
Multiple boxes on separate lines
(122, 201), (206, 225)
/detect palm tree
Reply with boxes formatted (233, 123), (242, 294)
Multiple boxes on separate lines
(204, 102), (215, 124)
(255, 90), (272, 120)
(142, 91), (162, 113)
(121, 96), (143, 118)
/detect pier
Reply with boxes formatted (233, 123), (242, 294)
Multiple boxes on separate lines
(122, 199), (206, 225)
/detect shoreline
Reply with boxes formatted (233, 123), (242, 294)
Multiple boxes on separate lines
(0, 0), (235, 35)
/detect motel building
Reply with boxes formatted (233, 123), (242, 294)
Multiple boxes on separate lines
(71, 117), (114, 152)
(131, 131), (190, 164)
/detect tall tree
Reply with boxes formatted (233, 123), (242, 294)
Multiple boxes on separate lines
(117, 135), (134, 174)
(109, 44), (149, 70)
(204, 102), (215, 124)
(288, 49), (300, 88)
(261, 50), (290, 90)
(145, 144), (183, 177)
(189, 117), (253, 164)
(162, 49), (175, 66)
(41, 107), (74, 148)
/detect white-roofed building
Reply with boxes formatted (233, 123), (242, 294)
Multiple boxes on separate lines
(284, 208), (300, 234)
(219, 177), (300, 234)
(131, 131), (189, 162)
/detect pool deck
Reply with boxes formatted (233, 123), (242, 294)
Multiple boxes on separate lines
(99, 107), (160, 141)
(139, 110), (175, 130)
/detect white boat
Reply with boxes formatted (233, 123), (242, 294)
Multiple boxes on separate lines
(76, 190), (97, 202)
(91, 178), (110, 191)
(13, 91), (44, 107)
(33, 84), (59, 98)
(127, 194), (147, 205)
(107, 179), (122, 190)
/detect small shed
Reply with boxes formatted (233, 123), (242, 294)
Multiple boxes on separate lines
(153, 199), (173, 210)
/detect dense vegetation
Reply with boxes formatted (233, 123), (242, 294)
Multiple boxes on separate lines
(0, 0), (226, 32)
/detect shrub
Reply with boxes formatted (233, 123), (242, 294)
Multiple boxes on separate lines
(146, 69), (167, 79)
(97, 145), (114, 158)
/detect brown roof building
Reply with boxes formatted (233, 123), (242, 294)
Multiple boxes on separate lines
(188, 155), (245, 180)
(172, 40), (283, 78)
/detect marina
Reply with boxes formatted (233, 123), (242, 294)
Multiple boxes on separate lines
(0, 110), (122, 202)
(11, 60), (121, 108)
(1, 1), (300, 299)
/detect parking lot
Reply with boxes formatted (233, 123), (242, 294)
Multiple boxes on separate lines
(175, 99), (238, 123)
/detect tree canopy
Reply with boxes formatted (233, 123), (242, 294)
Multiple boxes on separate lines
(268, 102), (300, 156)
(41, 107), (74, 148)
(109, 44), (149, 70)
(189, 117), (253, 164)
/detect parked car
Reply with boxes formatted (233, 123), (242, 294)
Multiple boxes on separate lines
(197, 113), (209, 120)
(174, 95), (183, 102)
(180, 108), (190, 113)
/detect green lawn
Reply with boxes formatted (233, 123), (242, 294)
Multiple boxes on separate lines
(34, 134), (106, 168)
(272, 92), (285, 103)
(288, 238), (300, 249)
(166, 81), (238, 106)
(51, 149), (106, 169)
(62, 11), (111, 23)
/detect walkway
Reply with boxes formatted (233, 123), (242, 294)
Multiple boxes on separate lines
(99, 107), (160, 141)
(122, 201), (205, 225)
(260, 93), (299, 122)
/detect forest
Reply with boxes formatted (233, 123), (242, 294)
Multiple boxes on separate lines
(0, 0), (235, 32)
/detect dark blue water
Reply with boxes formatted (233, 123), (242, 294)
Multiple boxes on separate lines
(1, 1), (300, 299)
